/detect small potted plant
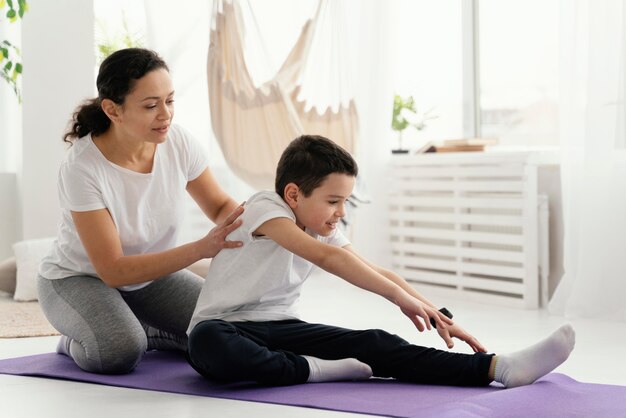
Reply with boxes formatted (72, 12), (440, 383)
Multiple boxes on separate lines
(391, 94), (436, 154)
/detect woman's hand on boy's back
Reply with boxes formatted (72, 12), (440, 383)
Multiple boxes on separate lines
(197, 203), (244, 258)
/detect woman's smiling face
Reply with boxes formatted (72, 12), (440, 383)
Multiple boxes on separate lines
(114, 68), (175, 144)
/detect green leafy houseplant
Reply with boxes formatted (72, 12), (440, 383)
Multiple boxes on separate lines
(0, 0), (27, 102)
(391, 94), (436, 153)
(96, 12), (145, 64)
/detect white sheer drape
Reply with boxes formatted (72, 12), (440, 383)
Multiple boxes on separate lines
(549, 0), (626, 320)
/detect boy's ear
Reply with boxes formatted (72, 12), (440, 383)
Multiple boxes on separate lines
(283, 183), (300, 209)
(101, 99), (121, 123)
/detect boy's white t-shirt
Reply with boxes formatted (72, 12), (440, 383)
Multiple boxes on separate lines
(39, 124), (209, 291)
(188, 191), (350, 333)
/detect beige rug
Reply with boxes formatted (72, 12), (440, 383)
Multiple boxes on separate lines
(0, 294), (59, 338)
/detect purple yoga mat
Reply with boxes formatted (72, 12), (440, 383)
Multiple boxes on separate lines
(1, 351), (625, 417)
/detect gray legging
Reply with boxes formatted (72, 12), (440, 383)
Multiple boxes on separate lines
(37, 270), (202, 374)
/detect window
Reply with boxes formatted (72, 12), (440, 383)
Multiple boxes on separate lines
(477, 0), (559, 146)
(388, 0), (464, 149)
(389, 0), (559, 148)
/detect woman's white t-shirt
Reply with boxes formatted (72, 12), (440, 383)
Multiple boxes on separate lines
(39, 124), (209, 291)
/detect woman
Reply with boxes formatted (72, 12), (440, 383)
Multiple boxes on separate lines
(38, 48), (243, 374)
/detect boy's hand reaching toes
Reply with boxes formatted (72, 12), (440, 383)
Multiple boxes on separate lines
(437, 324), (487, 352)
(396, 292), (454, 332)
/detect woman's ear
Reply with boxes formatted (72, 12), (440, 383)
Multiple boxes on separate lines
(283, 183), (300, 209)
(101, 99), (120, 123)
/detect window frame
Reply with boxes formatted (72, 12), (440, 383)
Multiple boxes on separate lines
(462, 0), (481, 138)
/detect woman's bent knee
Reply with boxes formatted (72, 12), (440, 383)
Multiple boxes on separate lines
(75, 328), (147, 374)
(103, 331), (147, 374)
(37, 274), (149, 374)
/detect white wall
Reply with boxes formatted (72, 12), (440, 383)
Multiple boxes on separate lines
(0, 174), (18, 259)
(20, 0), (95, 240)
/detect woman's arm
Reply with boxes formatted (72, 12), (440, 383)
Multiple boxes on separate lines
(72, 204), (243, 288)
(73, 166), (244, 288)
(186, 168), (241, 224)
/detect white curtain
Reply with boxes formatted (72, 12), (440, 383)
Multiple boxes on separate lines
(549, 0), (626, 320)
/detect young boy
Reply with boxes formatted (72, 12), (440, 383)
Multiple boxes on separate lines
(186, 135), (575, 387)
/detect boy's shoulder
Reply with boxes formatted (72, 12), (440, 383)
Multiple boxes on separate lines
(244, 190), (350, 247)
(243, 190), (295, 223)
(246, 190), (289, 210)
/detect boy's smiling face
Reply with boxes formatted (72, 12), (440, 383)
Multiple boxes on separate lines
(290, 173), (356, 236)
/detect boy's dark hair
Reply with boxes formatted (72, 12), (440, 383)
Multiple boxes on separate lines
(275, 135), (358, 197)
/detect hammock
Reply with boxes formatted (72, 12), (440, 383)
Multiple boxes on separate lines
(208, 0), (359, 190)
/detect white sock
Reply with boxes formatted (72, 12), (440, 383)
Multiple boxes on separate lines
(494, 324), (575, 388)
(56, 335), (71, 357)
(303, 356), (373, 383)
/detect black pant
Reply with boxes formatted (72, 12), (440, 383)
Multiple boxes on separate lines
(187, 319), (493, 387)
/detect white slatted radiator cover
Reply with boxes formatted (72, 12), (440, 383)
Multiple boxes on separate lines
(389, 152), (552, 309)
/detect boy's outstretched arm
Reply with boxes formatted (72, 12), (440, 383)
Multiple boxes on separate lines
(343, 245), (487, 353)
(254, 218), (453, 332)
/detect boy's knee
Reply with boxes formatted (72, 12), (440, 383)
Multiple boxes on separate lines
(188, 321), (238, 379)
(362, 328), (408, 349)
(189, 320), (235, 351)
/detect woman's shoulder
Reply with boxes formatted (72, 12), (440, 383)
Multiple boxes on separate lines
(57, 135), (107, 192)
(61, 134), (100, 170)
